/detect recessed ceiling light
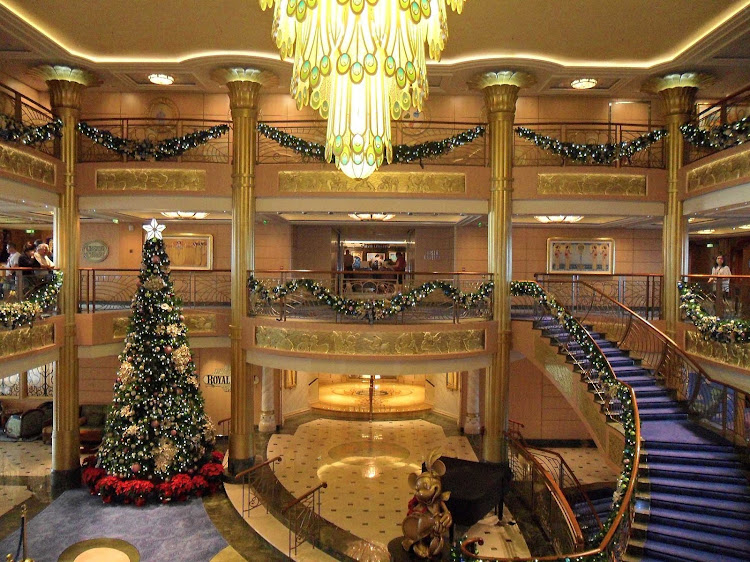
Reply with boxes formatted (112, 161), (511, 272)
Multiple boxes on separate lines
(160, 211), (207, 219)
(534, 216), (584, 223)
(148, 73), (174, 86)
(695, 229), (715, 234)
(571, 78), (598, 90)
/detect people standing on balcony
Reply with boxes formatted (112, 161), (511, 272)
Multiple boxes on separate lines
(394, 251), (406, 284)
(370, 254), (382, 271)
(343, 249), (354, 271)
(1, 242), (20, 300)
(5, 243), (20, 268)
(45, 237), (54, 262)
(17, 242), (41, 297)
(34, 243), (54, 269)
(708, 254), (732, 316)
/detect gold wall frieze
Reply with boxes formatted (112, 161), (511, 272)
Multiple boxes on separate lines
(255, 326), (484, 356)
(538, 173), (647, 196)
(685, 330), (750, 369)
(278, 171), (465, 194)
(113, 313), (216, 339)
(96, 169), (206, 191)
(686, 150), (750, 193)
(0, 143), (56, 186)
(0, 323), (54, 358)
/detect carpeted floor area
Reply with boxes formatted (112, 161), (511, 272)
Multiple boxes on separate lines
(0, 489), (228, 562)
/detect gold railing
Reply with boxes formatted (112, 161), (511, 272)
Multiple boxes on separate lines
(551, 280), (748, 446)
(514, 121), (666, 168)
(682, 274), (750, 323)
(79, 268), (231, 312)
(283, 482), (328, 558)
(77, 118), (232, 163)
(0, 82), (56, 156)
(687, 85), (750, 163)
(234, 455), (283, 517)
(0, 268), (60, 313)
(248, 269), (493, 324)
(536, 273), (662, 321)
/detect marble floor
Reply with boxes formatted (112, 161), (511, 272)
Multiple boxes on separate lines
(547, 447), (619, 484)
(0, 441), (52, 477)
(314, 382), (428, 414)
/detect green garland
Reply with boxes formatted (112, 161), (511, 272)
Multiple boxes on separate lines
(257, 123), (486, 166)
(515, 126), (667, 164)
(248, 276), (493, 323)
(0, 114), (63, 146)
(77, 122), (230, 160)
(678, 282), (750, 343)
(680, 116), (750, 151)
(509, 281), (638, 550)
(0, 271), (63, 329)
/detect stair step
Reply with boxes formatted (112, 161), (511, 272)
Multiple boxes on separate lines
(632, 388), (671, 398)
(641, 421), (736, 449)
(636, 398), (681, 409)
(647, 491), (750, 518)
(645, 476), (750, 501)
(642, 448), (741, 468)
(640, 537), (749, 562)
(639, 522), (750, 558)
(638, 411), (689, 421)
(645, 506), (750, 539)
(644, 462), (748, 485)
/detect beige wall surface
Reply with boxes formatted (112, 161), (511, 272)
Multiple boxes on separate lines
(255, 222), (292, 271)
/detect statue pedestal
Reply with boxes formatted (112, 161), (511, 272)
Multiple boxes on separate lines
(387, 537), (452, 562)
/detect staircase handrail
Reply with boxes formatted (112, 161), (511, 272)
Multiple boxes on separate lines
(504, 432), (586, 553)
(465, 282), (641, 561)
(575, 280), (748, 446)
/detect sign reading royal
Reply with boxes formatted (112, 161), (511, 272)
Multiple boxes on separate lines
(203, 366), (230, 392)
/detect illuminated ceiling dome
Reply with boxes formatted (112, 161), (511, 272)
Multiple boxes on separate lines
(259, 0), (467, 179)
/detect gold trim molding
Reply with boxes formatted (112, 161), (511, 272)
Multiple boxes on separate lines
(255, 326), (484, 356)
(685, 331), (750, 370)
(0, 323), (54, 358)
(0, 143), (56, 186)
(278, 171), (465, 194)
(113, 313), (216, 338)
(686, 150), (750, 193)
(538, 173), (647, 196)
(96, 169), (206, 191)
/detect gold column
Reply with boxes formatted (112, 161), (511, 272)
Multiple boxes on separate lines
(213, 68), (276, 473)
(643, 73), (712, 338)
(34, 65), (97, 491)
(473, 71), (535, 462)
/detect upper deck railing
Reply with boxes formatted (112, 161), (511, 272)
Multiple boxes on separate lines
(0, 83), (56, 156)
(686, 85), (750, 164)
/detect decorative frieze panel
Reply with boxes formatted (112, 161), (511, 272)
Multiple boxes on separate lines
(0, 323), (54, 358)
(685, 330), (750, 369)
(278, 171), (465, 193)
(113, 313), (216, 339)
(255, 326), (484, 356)
(538, 173), (647, 196)
(96, 169), (206, 191)
(0, 143), (55, 186)
(686, 150), (750, 193)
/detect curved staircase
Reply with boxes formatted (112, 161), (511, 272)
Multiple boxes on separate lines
(534, 316), (750, 561)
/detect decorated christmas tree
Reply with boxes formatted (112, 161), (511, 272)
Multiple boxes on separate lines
(85, 219), (222, 505)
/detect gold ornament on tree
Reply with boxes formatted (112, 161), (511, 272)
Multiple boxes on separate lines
(259, 0), (468, 179)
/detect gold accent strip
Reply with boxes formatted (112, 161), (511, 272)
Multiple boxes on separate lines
(538, 173), (647, 196)
(686, 150), (750, 193)
(0, 323), (54, 358)
(255, 326), (484, 356)
(113, 313), (216, 338)
(0, 143), (56, 186)
(278, 171), (465, 193)
(96, 169), (206, 191)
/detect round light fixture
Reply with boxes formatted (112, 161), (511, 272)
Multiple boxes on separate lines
(348, 213), (395, 221)
(739, 224), (750, 230)
(570, 78), (598, 90)
(695, 229), (716, 234)
(160, 211), (208, 219)
(534, 216), (584, 224)
(148, 73), (174, 86)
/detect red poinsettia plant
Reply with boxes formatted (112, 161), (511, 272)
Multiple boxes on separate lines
(116, 479), (155, 506)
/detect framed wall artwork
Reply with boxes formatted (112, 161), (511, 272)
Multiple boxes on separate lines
(546, 238), (615, 274)
(161, 233), (213, 270)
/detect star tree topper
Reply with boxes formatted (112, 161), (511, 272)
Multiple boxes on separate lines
(143, 218), (166, 240)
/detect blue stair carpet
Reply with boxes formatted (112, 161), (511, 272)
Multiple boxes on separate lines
(0, 489), (228, 562)
(534, 316), (750, 561)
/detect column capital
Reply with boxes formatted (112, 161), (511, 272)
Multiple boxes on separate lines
(470, 71), (535, 114)
(641, 72), (713, 117)
(212, 67), (278, 110)
(33, 65), (99, 112)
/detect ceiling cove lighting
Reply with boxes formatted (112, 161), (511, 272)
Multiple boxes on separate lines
(739, 224), (750, 230)
(695, 229), (716, 234)
(160, 211), (208, 219)
(570, 78), (598, 90)
(148, 73), (175, 85)
(259, 0), (467, 180)
(534, 216), (584, 224)
(348, 213), (395, 221)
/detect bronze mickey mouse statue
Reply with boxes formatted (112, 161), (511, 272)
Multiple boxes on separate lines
(401, 450), (452, 559)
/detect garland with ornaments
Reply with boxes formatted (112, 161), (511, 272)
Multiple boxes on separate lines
(680, 116), (750, 151)
(0, 114), (62, 147)
(510, 281), (638, 547)
(679, 282), (750, 343)
(257, 123), (486, 167)
(248, 276), (493, 323)
(0, 271), (63, 330)
(515, 126), (667, 164)
(76, 122), (230, 160)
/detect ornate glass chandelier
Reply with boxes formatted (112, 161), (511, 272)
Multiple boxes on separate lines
(259, 0), (467, 179)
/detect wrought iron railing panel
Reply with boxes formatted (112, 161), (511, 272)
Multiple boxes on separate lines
(0, 83), (56, 156)
(687, 87), (750, 163)
(26, 362), (55, 398)
(0, 373), (20, 397)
